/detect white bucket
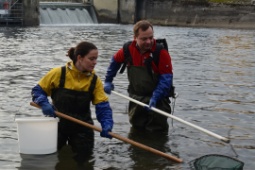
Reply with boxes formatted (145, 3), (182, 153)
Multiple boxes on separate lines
(15, 117), (59, 155)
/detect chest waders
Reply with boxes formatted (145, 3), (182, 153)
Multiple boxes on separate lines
(127, 66), (171, 132)
(51, 66), (97, 163)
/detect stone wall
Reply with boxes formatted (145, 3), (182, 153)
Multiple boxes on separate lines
(118, 0), (136, 24)
(93, 0), (255, 29)
(143, 1), (255, 29)
(23, 0), (40, 26)
(93, 0), (118, 23)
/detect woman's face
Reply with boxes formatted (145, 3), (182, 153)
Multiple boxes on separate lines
(77, 49), (98, 72)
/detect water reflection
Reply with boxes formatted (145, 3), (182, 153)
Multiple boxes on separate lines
(55, 146), (95, 170)
(19, 154), (58, 170)
(128, 127), (177, 170)
(19, 146), (95, 170)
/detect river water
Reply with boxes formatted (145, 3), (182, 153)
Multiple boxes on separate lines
(0, 24), (254, 170)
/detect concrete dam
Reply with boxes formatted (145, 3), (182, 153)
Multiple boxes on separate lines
(39, 2), (98, 25)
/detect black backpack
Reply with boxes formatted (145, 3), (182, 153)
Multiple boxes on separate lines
(119, 38), (175, 98)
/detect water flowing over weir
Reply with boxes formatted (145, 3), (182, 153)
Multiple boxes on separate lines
(39, 2), (98, 25)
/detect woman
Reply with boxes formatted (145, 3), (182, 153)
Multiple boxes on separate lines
(31, 41), (113, 163)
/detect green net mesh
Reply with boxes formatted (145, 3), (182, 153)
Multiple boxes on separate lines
(189, 154), (244, 170)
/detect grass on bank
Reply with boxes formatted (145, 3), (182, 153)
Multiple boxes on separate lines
(208, 0), (251, 4)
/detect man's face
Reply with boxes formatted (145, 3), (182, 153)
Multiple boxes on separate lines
(135, 27), (154, 53)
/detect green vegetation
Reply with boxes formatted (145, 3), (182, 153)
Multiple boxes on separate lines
(207, 0), (250, 4)
(180, 0), (251, 5)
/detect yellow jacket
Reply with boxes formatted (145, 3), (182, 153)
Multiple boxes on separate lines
(38, 61), (108, 105)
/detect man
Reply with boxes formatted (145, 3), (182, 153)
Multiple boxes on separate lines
(104, 20), (173, 132)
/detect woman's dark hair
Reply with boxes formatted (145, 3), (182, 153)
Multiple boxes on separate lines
(66, 41), (97, 64)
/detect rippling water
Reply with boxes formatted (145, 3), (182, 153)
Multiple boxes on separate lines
(0, 25), (254, 170)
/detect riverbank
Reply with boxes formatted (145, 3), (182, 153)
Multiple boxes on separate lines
(146, 3), (255, 30)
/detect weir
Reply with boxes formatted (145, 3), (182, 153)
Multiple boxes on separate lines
(39, 2), (98, 25)
(0, 1), (98, 26)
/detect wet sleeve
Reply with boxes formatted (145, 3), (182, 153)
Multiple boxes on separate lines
(105, 57), (122, 83)
(152, 74), (173, 101)
(95, 101), (114, 130)
(31, 84), (50, 105)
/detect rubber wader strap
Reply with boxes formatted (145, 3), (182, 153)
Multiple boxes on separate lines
(89, 74), (97, 100)
(59, 66), (66, 88)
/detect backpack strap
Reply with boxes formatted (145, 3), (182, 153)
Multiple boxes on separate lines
(143, 42), (163, 76)
(59, 66), (66, 88)
(89, 74), (97, 100)
(119, 41), (132, 74)
(152, 39), (168, 66)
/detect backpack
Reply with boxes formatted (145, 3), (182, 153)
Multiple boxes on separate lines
(119, 38), (175, 98)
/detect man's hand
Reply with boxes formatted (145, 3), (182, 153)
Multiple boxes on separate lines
(104, 82), (114, 94)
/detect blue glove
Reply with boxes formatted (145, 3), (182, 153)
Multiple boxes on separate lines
(104, 82), (114, 94)
(96, 102), (114, 139)
(100, 125), (112, 139)
(149, 74), (173, 108)
(149, 97), (157, 108)
(41, 103), (56, 117)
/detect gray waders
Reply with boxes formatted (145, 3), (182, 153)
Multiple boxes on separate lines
(127, 66), (171, 132)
